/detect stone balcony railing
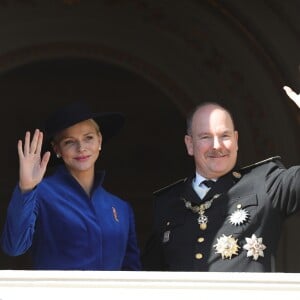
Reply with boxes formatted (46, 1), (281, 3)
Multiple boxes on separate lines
(0, 271), (300, 300)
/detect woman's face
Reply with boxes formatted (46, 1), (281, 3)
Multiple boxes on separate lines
(53, 119), (102, 176)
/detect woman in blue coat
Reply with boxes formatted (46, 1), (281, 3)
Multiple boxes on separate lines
(1, 102), (141, 270)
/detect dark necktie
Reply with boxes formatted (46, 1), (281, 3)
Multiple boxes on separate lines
(201, 180), (215, 188)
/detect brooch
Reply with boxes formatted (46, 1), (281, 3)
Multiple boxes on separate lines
(228, 204), (249, 226)
(243, 234), (266, 260)
(213, 234), (240, 259)
(112, 207), (119, 222)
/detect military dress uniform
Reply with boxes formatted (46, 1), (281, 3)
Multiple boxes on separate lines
(142, 157), (300, 272)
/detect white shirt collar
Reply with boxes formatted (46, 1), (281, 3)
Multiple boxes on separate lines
(194, 172), (217, 186)
(192, 173), (217, 199)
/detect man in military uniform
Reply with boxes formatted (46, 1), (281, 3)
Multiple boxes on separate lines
(142, 89), (300, 272)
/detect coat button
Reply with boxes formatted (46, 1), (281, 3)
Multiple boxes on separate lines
(195, 253), (203, 259)
(197, 237), (205, 243)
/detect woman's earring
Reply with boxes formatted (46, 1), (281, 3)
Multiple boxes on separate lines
(99, 146), (101, 151)
(56, 153), (61, 158)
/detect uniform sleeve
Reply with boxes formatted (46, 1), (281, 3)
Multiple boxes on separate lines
(267, 165), (300, 216)
(1, 185), (39, 256)
(121, 204), (141, 271)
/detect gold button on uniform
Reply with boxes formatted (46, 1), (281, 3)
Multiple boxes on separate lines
(197, 237), (205, 243)
(232, 171), (241, 179)
(195, 253), (203, 259)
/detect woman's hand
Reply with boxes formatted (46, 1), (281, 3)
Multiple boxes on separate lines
(283, 86), (300, 109)
(18, 129), (51, 193)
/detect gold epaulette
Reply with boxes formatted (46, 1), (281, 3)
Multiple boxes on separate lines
(240, 156), (282, 171)
(153, 178), (187, 196)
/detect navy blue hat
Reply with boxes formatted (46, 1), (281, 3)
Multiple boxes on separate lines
(43, 101), (125, 143)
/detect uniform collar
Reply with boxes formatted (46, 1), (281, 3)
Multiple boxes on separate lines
(182, 169), (241, 204)
(194, 172), (217, 186)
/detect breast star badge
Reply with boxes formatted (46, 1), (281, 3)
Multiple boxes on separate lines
(229, 206), (249, 226)
(213, 234), (240, 259)
(243, 234), (266, 260)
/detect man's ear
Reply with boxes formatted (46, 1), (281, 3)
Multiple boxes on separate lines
(235, 130), (239, 151)
(184, 135), (194, 156)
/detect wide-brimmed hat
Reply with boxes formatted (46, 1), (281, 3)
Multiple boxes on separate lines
(42, 102), (125, 161)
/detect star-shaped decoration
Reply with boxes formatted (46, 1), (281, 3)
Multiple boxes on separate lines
(243, 234), (266, 260)
(214, 234), (240, 259)
(229, 208), (249, 226)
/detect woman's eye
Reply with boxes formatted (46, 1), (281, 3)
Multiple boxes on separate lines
(84, 135), (94, 141)
(63, 140), (74, 145)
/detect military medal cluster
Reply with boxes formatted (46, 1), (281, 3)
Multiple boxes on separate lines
(214, 203), (266, 261)
(183, 193), (267, 261)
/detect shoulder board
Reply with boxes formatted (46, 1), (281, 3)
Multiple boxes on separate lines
(240, 156), (282, 171)
(153, 178), (187, 196)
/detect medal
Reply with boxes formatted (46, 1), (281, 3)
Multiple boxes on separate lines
(163, 230), (171, 243)
(183, 194), (221, 230)
(229, 204), (249, 226)
(213, 234), (240, 259)
(197, 214), (208, 230)
(243, 234), (266, 260)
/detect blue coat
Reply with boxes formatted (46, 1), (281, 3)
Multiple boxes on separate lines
(1, 165), (141, 270)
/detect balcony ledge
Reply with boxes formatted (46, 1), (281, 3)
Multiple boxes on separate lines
(0, 270), (300, 300)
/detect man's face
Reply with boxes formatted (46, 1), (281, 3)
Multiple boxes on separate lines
(184, 104), (238, 179)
